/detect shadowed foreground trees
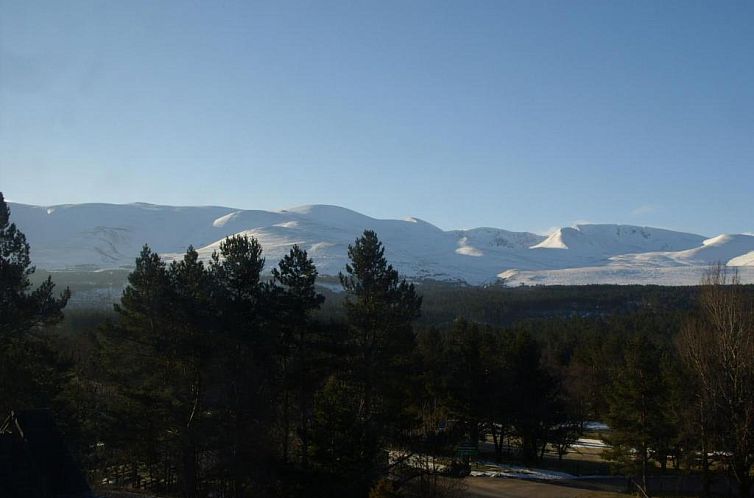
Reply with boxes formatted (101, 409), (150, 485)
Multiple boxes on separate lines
(91, 230), (425, 497)
(310, 230), (422, 494)
(272, 244), (325, 466)
(66, 245), (754, 498)
(100, 238), (301, 497)
(0, 192), (69, 416)
(603, 335), (674, 493)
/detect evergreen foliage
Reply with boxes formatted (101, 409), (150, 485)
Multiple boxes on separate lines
(603, 335), (674, 493)
(0, 191), (70, 337)
(312, 230), (423, 491)
(272, 245), (325, 465)
(0, 192), (69, 415)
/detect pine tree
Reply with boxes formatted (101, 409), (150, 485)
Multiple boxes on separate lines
(443, 320), (502, 454)
(272, 244), (324, 320)
(167, 247), (215, 498)
(336, 230), (422, 482)
(0, 191), (70, 337)
(210, 234), (265, 312)
(208, 234), (278, 494)
(103, 246), (216, 498)
(112, 245), (171, 343)
(506, 331), (561, 463)
(98, 245), (174, 491)
(310, 375), (378, 495)
(0, 192), (70, 413)
(272, 245), (324, 465)
(604, 335), (674, 494)
(339, 230), (421, 400)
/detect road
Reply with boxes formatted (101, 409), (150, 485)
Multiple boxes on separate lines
(463, 477), (624, 498)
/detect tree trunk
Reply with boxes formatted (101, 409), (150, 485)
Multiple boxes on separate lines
(470, 419), (479, 447)
(701, 441), (711, 498)
(131, 462), (138, 489)
(300, 407), (310, 467)
(520, 434), (539, 464)
(641, 445), (648, 496)
(299, 327), (310, 467)
(282, 387), (290, 464)
(181, 443), (197, 498)
(490, 424), (502, 462)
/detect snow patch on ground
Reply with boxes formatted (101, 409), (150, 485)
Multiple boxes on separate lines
(572, 438), (610, 449)
(471, 462), (575, 480)
(503, 266), (754, 286)
(389, 452), (577, 482)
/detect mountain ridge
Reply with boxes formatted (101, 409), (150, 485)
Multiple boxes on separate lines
(9, 201), (754, 285)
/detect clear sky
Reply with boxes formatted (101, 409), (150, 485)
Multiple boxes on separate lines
(1, 1), (752, 235)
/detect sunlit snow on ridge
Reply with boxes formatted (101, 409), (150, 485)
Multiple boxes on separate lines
(8, 201), (754, 285)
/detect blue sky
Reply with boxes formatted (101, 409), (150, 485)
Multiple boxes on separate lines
(1, 1), (752, 235)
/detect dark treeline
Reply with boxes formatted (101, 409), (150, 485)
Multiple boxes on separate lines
(36, 268), (714, 326)
(284, 279), (709, 328)
(408, 282), (704, 327)
(3, 192), (754, 498)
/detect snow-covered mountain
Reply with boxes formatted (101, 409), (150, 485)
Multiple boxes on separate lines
(9, 202), (754, 285)
(531, 225), (706, 255)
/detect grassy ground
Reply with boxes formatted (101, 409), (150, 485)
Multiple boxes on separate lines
(476, 443), (612, 476)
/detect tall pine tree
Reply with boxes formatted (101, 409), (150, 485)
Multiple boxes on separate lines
(0, 192), (70, 413)
(104, 246), (216, 498)
(272, 245), (324, 465)
(209, 234), (278, 495)
(604, 335), (674, 494)
(336, 230), (422, 486)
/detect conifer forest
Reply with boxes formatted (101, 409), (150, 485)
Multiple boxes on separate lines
(2, 193), (753, 498)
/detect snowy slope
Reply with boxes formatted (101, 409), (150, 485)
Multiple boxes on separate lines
(729, 251), (754, 267)
(9, 202), (754, 285)
(675, 234), (754, 265)
(608, 234), (754, 268)
(531, 225), (705, 255)
(11, 203), (240, 269)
